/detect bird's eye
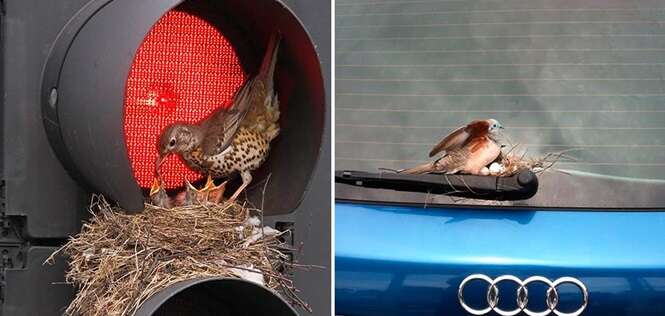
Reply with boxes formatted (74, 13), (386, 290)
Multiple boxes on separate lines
(493, 124), (497, 128)
(169, 138), (176, 147)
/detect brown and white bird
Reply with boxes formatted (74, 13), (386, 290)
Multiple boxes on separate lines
(400, 119), (504, 175)
(155, 34), (281, 202)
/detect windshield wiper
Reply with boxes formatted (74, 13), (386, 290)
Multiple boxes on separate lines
(335, 170), (538, 201)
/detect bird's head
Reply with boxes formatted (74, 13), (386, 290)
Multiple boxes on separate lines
(487, 118), (504, 134)
(466, 118), (504, 136)
(155, 123), (201, 172)
(486, 118), (504, 141)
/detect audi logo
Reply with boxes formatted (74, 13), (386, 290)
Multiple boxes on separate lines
(458, 274), (588, 316)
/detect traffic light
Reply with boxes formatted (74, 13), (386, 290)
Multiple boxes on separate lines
(1, 0), (328, 314)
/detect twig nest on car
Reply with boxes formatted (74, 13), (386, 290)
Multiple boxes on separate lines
(492, 145), (570, 177)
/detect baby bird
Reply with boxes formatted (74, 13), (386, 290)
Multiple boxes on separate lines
(149, 178), (173, 208)
(155, 34), (281, 202)
(174, 177), (227, 206)
(400, 119), (504, 175)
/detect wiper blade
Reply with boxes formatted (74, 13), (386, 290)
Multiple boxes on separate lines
(335, 170), (538, 201)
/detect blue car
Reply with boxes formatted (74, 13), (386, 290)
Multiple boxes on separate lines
(335, 0), (665, 315)
(335, 179), (665, 315)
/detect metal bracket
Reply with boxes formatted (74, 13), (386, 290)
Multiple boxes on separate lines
(274, 221), (295, 273)
(0, 180), (28, 307)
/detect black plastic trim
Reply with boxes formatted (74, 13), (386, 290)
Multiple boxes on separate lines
(335, 170), (665, 210)
(336, 170), (538, 201)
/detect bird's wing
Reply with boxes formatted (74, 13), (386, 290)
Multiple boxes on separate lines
(428, 125), (470, 157)
(200, 80), (254, 156)
(200, 34), (281, 156)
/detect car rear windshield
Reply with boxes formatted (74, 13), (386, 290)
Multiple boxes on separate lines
(335, 0), (665, 208)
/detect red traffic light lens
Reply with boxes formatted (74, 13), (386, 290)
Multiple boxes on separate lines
(124, 10), (246, 189)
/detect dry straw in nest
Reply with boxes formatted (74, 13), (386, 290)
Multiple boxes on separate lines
(46, 195), (309, 316)
(494, 145), (572, 177)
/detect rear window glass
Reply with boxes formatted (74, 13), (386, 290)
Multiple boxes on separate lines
(336, 0), (665, 182)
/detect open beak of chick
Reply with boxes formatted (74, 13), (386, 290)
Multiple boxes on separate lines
(182, 176), (228, 205)
(149, 177), (162, 197)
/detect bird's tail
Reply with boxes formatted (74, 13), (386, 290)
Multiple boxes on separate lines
(398, 162), (437, 174)
(260, 34), (281, 140)
(242, 33), (281, 139)
(398, 156), (453, 174)
(257, 33), (281, 93)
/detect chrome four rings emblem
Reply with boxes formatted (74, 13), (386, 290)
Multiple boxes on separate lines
(458, 274), (588, 316)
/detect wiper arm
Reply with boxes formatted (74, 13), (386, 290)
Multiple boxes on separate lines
(335, 170), (538, 201)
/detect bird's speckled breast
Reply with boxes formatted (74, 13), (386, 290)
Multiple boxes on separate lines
(182, 128), (270, 178)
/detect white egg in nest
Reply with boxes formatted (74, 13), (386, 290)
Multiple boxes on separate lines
(489, 162), (505, 176)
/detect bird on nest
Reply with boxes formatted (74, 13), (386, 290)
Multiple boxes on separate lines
(150, 34), (281, 206)
(400, 119), (504, 176)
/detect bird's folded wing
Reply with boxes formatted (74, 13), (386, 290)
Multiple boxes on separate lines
(201, 79), (254, 156)
(428, 125), (470, 157)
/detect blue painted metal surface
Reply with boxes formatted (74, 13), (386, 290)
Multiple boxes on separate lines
(335, 202), (665, 315)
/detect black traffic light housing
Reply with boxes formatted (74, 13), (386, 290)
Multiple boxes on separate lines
(1, 0), (329, 314)
(134, 277), (298, 316)
(42, 0), (325, 214)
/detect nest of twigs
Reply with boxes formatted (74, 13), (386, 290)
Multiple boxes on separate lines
(46, 195), (308, 316)
(493, 145), (570, 177)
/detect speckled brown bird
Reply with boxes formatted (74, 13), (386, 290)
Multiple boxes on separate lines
(400, 119), (503, 175)
(155, 34), (281, 202)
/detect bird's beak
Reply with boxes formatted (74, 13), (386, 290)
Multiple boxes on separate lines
(149, 177), (161, 196)
(184, 177), (198, 192)
(155, 153), (168, 176)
